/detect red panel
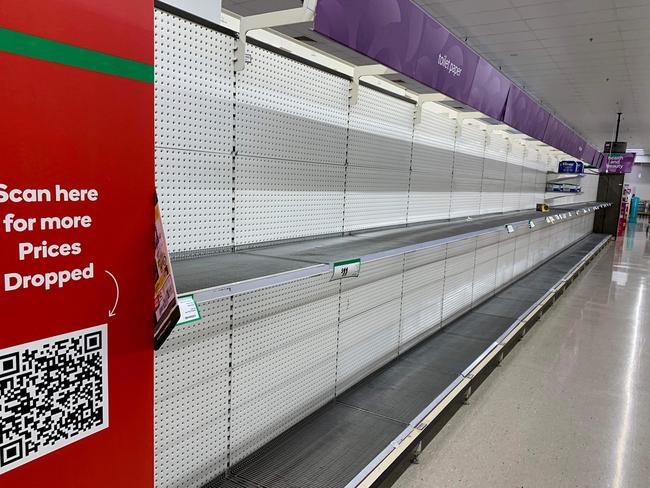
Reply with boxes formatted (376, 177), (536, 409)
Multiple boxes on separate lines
(0, 21), (153, 488)
(0, 0), (152, 63)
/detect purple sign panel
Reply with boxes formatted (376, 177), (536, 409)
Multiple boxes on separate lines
(601, 153), (636, 173)
(314, 0), (586, 155)
(542, 116), (560, 147)
(566, 133), (586, 160)
(581, 145), (596, 165)
(503, 85), (550, 141)
(313, 0), (480, 107)
(467, 58), (511, 120)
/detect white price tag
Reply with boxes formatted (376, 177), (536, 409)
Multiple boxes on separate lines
(529, 220), (536, 229)
(505, 224), (515, 234)
(331, 259), (361, 280)
(177, 295), (202, 325)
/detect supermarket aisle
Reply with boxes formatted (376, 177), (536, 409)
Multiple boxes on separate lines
(395, 226), (650, 488)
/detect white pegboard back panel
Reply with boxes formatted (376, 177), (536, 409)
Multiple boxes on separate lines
(156, 148), (233, 254)
(344, 165), (410, 231)
(400, 279), (444, 346)
(483, 133), (509, 165)
(455, 123), (486, 161)
(154, 299), (231, 488)
(480, 178), (505, 215)
(404, 244), (447, 271)
(233, 274), (340, 327)
(230, 294), (338, 464)
(412, 109), (456, 173)
(495, 247), (515, 289)
(229, 274), (339, 464)
(442, 270), (474, 321)
(472, 258), (497, 304)
(236, 44), (349, 164)
(155, 9), (234, 154)
(508, 140), (526, 167)
(234, 157), (345, 245)
(340, 256), (404, 321)
(513, 234), (531, 277)
(337, 299), (402, 393)
(410, 109), (455, 222)
(450, 187), (482, 218)
(408, 171), (452, 223)
(348, 86), (414, 171)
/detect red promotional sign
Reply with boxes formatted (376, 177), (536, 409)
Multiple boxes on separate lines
(0, 1), (153, 486)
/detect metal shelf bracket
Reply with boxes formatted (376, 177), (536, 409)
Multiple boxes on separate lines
(414, 93), (452, 124)
(349, 64), (397, 104)
(234, 0), (318, 71)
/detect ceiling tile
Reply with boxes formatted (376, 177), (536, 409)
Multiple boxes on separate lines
(525, 9), (617, 30)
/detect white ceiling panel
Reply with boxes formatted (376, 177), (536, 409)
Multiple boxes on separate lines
(516, 0), (615, 18)
(524, 10), (618, 30)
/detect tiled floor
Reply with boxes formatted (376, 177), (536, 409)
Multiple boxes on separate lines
(394, 224), (650, 488)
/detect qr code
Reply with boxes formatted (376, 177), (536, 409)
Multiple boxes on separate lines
(0, 324), (108, 474)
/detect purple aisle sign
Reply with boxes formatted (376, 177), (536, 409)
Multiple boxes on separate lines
(566, 133), (586, 160)
(543, 116), (572, 152)
(593, 150), (602, 166)
(467, 58), (511, 120)
(601, 153), (636, 173)
(313, 0), (480, 106)
(503, 85), (550, 141)
(581, 145), (596, 165)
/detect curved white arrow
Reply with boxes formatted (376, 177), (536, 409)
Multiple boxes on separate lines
(105, 270), (120, 317)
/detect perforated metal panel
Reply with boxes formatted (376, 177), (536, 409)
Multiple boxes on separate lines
(527, 226), (544, 268)
(344, 165), (410, 231)
(340, 260), (404, 321)
(442, 237), (477, 321)
(337, 298), (402, 393)
(235, 44), (349, 164)
(496, 236), (516, 289)
(481, 133), (508, 214)
(409, 108), (456, 223)
(345, 87), (414, 231)
(412, 108), (456, 173)
(234, 156), (345, 245)
(156, 149), (233, 254)
(519, 163), (538, 210)
(154, 299), (232, 488)
(401, 249), (446, 346)
(155, 10), (236, 254)
(155, 10), (234, 154)
(504, 142), (525, 212)
(451, 123), (485, 218)
(480, 177), (505, 216)
(513, 233), (531, 278)
(408, 172), (452, 223)
(348, 86), (414, 171)
(535, 169), (547, 204)
(230, 275), (340, 465)
(337, 256), (404, 392)
(472, 233), (499, 303)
